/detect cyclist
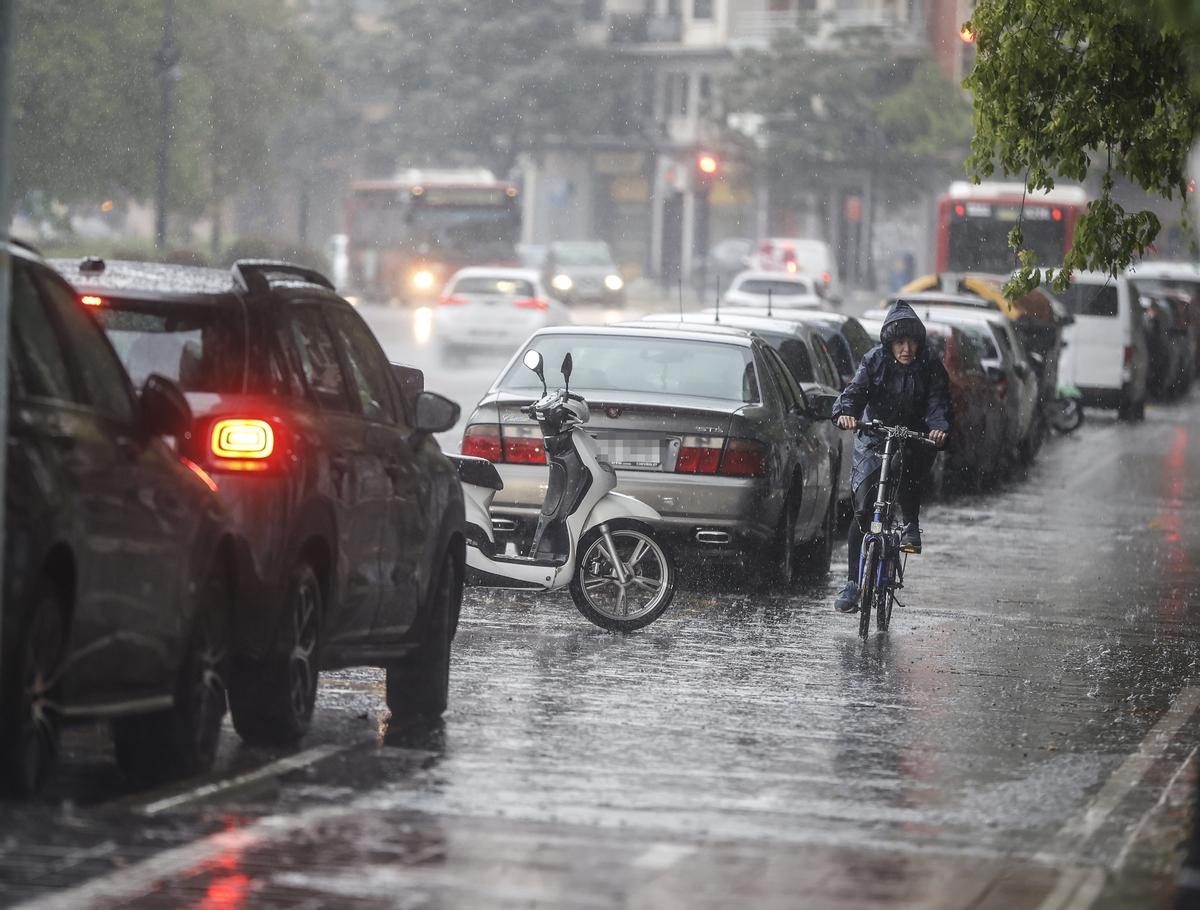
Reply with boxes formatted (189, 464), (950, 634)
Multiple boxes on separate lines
(831, 301), (951, 614)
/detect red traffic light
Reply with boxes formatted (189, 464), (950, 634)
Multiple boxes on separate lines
(697, 153), (719, 175)
(960, 24), (975, 43)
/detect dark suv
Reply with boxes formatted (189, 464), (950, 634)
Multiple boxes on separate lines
(3, 242), (240, 794)
(54, 257), (466, 744)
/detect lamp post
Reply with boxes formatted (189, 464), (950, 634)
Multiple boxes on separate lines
(0, 0), (15, 728)
(154, 0), (180, 250)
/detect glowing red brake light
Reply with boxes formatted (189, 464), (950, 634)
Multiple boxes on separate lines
(502, 424), (546, 464)
(719, 438), (768, 477)
(1051, 208), (1063, 222)
(820, 271), (832, 285)
(462, 424), (502, 462)
(676, 436), (724, 474)
(81, 295), (104, 307)
(439, 294), (468, 306)
(514, 297), (549, 311)
(954, 204), (966, 217)
(205, 417), (283, 473)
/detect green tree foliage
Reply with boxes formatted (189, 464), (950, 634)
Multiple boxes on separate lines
(965, 0), (1200, 296)
(376, 0), (624, 175)
(725, 36), (973, 196)
(11, 0), (318, 226)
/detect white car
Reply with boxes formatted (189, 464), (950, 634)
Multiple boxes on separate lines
(723, 271), (825, 310)
(435, 268), (570, 359)
(1055, 272), (1149, 420)
(745, 237), (840, 302)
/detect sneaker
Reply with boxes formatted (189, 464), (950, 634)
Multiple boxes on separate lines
(900, 524), (922, 554)
(834, 580), (859, 613)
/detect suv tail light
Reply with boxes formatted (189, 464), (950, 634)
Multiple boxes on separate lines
(462, 424), (502, 461)
(720, 438), (768, 477)
(203, 416), (287, 473)
(514, 297), (549, 311)
(439, 294), (468, 306)
(676, 435), (724, 474)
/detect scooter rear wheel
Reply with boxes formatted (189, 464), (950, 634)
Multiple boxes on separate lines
(570, 522), (676, 632)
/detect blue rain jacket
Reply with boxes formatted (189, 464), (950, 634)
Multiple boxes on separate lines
(832, 301), (952, 492)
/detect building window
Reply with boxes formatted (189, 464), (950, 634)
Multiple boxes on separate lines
(694, 0), (714, 18)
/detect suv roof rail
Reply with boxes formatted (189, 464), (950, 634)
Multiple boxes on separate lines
(231, 259), (335, 295)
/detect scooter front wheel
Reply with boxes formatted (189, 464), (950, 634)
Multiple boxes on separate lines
(570, 522), (676, 632)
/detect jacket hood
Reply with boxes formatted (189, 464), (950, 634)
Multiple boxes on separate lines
(879, 300), (927, 348)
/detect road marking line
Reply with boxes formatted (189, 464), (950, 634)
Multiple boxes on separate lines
(632, 843), (696, 871)
(1035, 866), (1107, 910)
(1114, 742), (1199, 870)
(138, 744), (347, 816)
(1035, 684), (1200, 863)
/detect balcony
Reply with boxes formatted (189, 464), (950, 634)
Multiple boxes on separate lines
(606, 13), (685, 46)
(730, 7), (920, 50)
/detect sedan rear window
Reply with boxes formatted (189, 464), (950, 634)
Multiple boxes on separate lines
(94, 303), (245, 393)
(452, 276), (536, 296)
(735, 279), (814, 296)
(500, 334), (759, 402)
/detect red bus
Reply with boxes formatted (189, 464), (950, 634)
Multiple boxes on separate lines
(935, 181), (1088, 274)
(346, 168), (521, 304)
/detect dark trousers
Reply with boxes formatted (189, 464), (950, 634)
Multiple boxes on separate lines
(847, 454), (931, 581)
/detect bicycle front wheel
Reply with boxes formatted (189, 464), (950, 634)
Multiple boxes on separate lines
(858, 540), (879, 638)
(877, 564), (894, 632)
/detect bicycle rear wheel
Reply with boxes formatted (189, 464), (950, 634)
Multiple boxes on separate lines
(858, 540), (879, 638)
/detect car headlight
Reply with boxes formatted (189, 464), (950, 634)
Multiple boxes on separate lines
(870, 520), (883, 534)
(604, 274), (624, 292)
(551, 274), (573, 292)
(411, 269), (436, 291)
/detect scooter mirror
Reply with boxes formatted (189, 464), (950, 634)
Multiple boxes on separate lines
(523, 349), (547, 395)
(561, 353), (573, 388)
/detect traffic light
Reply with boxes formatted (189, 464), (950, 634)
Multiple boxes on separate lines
(959, 22), (977, 75)
(695, 151), (721, 193)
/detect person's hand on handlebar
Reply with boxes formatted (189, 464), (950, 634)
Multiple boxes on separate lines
(928, 429), (948, 448)
(836, 415), (857, 431)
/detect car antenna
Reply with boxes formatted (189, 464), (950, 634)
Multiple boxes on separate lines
(714, 275), (721, 323)
(767, 287), (773, 318)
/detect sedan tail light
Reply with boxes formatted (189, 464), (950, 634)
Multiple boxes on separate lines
(439, 294), (468, 306)
(462, 424), (503, 461)
(501, 424), (546, 464)
(719, 438), (768, 477)
(676, 435), (724, 474)
(1124, 344), (1134, 366)
(514, 297), (549, 311)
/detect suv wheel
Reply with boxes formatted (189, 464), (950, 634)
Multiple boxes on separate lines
(230, 560), (322, 746)
(113, 564), (230, 782)
(386, 551), (459, 720)
(1, 581), (67, 797)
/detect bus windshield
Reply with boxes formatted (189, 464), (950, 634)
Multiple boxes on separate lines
(947, 207), (1068, 273)
(351, 190), (519, 258)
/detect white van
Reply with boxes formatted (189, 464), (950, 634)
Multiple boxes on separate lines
(1056, 272), (1149, 421)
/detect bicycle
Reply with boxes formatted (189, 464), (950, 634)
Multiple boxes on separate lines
(844, 419), (938, 638)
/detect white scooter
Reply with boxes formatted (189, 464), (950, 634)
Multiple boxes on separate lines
(451, 350), (676, 632)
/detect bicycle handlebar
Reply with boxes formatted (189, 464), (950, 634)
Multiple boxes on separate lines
(840, 418), (939, 448)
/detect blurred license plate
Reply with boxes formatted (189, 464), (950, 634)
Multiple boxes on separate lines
(595, 438), (663, 470)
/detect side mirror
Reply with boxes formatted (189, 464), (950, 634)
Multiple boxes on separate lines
(139, 374), (192, 438)
(807, 392), (838, 421)
(561, 352), (573, 385)
(523, 349), (547, 394)
(391, 363), (424, 414)
(413, 391), (460, 434)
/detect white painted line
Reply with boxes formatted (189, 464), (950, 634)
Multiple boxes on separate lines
(1114, 743), (1199, 870)
(138, 743), (347, 816)
(1035, 866), (1107, 910)
(632, 843), (696, 871)
(1036, 685), (1200, 863)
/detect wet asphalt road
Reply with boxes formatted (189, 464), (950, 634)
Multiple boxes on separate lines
(2, 309), (1200, 909)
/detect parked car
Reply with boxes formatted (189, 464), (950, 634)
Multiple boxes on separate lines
(1139, 291), (1194, 398)
(722, 270), (825, 310)
(867, 295), (1045, 466)
(713, 308), (873, 388)
(745, 237), (840, 302)
(54, 256), (466, 743)
(435, 267), (569, 361)
(2, 241), (242, 795)
(1127, 260), (1200, 366)
(921, 321), (1008, 491)
(638, 311), (852, 515)
(1055, 272), (1150, 420)
(460, 324), (840, 585)
(542, 241), (625, 304)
